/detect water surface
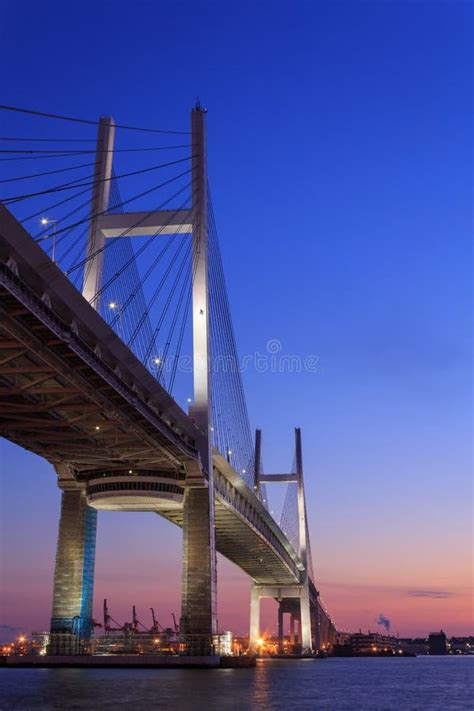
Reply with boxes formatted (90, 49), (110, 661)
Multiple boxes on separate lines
(0, 657), (472, 710)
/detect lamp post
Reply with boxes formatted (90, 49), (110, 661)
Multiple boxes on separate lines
(108, 301), (123, 339)
(40, 217), (58, 263)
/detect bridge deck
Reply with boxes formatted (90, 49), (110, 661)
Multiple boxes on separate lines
(0, 205), (303, 587)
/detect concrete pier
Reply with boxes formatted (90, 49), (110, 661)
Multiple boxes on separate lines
(49, 488), (97, 655)
(181, 486), (217, 655)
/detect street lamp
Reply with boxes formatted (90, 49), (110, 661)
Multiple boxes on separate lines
(40, 217), (58, 263)
(108, 301), (123, 338)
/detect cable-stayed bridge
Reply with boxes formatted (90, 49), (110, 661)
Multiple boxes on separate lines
(0, 103), (336, 655)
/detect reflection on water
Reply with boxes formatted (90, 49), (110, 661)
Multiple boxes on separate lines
(0, 657), (472, 710)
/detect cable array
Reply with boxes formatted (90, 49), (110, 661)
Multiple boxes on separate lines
(279, 455), (315, 582)
(0, 103), (189, 134)
(1, 105), (325, 619)
(97, 171), (154, 364)
(1, 104), (263, 495)
(0, 104), (195, 401)
(280, 482), (300, 554)
(208, 190), (255, 489)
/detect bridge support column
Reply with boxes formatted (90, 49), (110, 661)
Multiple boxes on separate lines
(295, 427), (313, 653)
(249, 584), (260, 653)
(314, 601), (321, 651)
(300, 578), (312, 653)
(278, 604), (284, 653)
(290, 614), (296, 648)
(180, 101), (216, 656)
(48, 487), (97, 655)
(181, 485), (217, 655)
(250, 584), (312, 654)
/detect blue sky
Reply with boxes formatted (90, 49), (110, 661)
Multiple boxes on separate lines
(0, 0), (472, 637)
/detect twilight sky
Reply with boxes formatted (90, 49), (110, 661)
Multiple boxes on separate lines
(0, 0), (472, 641)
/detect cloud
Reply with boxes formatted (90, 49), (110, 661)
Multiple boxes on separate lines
(409, 591), (454, 599)
(377, 613), (390, 631)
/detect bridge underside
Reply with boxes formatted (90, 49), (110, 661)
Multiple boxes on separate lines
(0, 204), (333, 653)
(0, 286), (191, 478)
(159, 497), (299, 586)
(0, 272), (301, 587)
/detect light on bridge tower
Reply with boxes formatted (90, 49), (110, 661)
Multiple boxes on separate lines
(189, 100), (210, 445)
(181, 102), (218, 653)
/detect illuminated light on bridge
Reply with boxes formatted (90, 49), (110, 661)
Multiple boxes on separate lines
(0, 103), (336, 657)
